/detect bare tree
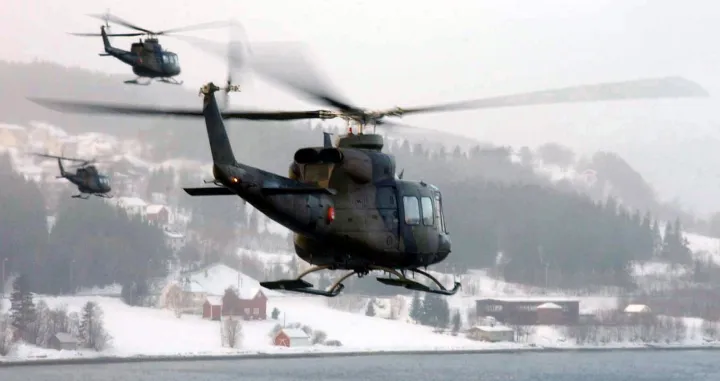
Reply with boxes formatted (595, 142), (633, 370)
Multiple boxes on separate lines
(326, 295), (366, 312)
(40, 306), (71, 349)
(466, 308), (478, 327)
(24, 300), (50, 346)
(389, 296), (406, 320)
(67, 312), (80, 337)
(221, 317), (243, 348)
(79, 301), (112, 351)
(267, 323), (283, 339)
(0, 314), (16, 356)
(311, 330), (327, 344)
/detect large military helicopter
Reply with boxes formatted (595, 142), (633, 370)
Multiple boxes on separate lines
(32, 153), (112, 199)
(69, 12), (235, 85)
(27, 63), (709, 296)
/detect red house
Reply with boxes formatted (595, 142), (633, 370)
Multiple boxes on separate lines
(222, 289), (268, 320)
(145, 205), (169, 225)
(202, 296), (222, 320)
(273, 328), (311, 347)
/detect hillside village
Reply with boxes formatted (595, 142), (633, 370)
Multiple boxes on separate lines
(3, 114), (720, 358)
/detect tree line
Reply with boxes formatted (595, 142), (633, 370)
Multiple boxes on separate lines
(0, 153), (172, 296)
(1, 275), (111, 355)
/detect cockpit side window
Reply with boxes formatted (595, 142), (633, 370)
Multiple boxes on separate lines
(403, 196), (421, 225)
(420, 196), (434, 226)
(434, 192), (447, 233)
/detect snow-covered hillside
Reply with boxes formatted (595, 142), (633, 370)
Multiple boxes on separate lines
(1, 120), (292, 241)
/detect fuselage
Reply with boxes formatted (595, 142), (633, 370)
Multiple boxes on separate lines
(212, 141), (451, 271)
(67, 172), (112, 194)
(129, 50), (181, 78)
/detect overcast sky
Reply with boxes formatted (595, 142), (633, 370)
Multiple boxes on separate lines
(3, 0), (720, 212)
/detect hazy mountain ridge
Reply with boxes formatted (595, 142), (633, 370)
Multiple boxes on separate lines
(1, 60), (711, 237)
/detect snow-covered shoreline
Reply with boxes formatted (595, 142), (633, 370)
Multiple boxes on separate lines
(3, 344), (720, 367)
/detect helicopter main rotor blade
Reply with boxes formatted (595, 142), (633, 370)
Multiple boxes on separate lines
(157, 20), (238, 35)
(390, 76), (709, 117)
(69, 32), (144, 37)
(31, 152), (89, 163)
(27, 98), (337, 121)
(88, 13), (155, 34)
(246, 42), (360, 113)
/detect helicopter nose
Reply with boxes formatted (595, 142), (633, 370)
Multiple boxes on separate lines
(439, 233), (451, 254)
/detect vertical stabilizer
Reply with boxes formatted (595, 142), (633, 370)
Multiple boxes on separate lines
(323, 132), (333, 148)
(200, 83), (237, 165)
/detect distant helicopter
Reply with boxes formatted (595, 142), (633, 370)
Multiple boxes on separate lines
(69, 12), (235, 85)
(27, 63), (710, 296)
(33, 153), (112, 199)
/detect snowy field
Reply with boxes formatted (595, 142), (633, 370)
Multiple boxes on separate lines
(1, 294), (526, 362)
(686, 232), (720, 265)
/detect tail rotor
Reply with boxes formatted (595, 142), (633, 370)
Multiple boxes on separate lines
(220, 20), (248, 110)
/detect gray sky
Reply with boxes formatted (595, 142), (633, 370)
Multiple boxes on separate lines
(3, 0), (720, 213)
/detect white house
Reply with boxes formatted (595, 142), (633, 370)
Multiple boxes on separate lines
(624, 304), (652, 314)
(274, 328), (311, 347)
(117, 197), (148, 215)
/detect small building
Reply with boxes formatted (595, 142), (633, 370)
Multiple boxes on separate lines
(273, 328), (311, 347)
(183, 280), (208, 307)
(624, 304), (651, 315)
(222, 289), (268, 320)
(48, 332), (78, 351)
(145, 204), (169, 225)
(117, 197), (148, 215)
(476, 298), (580, 325)
(203, 296), (223, 320)
(163, 227), (186, 251)
(466, 325), (515, 342)
(536, 302), (564, 325)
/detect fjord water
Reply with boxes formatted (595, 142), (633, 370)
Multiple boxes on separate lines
(1, 350), (718, 381)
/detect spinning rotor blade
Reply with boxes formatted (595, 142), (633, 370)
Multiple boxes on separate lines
(390, 76), (710, 117)
(31, 152), (89, 163)
(88, 13), (235, 36)
(27, 98), (335, 121)
(69, 32), (144, 37)
(246, 42), (360, 113)
(157, 20), (237, 35)
(242, 43), (710, 126)
(88, 13), (154, 34)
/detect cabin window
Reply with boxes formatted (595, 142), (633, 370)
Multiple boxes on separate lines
(420, 196), (434, 226)
(403, 196), (420, 225)
(253, 308), (259, 315)
(434, 192), (447, 233)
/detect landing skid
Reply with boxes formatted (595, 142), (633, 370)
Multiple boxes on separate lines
(157, 77), (183, 85)
(124, 77), (152, 86)
(70, 193), (113, 200)
(260, 265), (461, 298)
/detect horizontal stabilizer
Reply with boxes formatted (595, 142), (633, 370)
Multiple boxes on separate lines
(183, 187), (236, 196)
(98, 53), (111, 56)
(261, 187), (337, 196)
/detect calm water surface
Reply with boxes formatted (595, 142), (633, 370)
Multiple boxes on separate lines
(1, 351), (719, 381)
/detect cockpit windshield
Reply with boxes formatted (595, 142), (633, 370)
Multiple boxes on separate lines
(162, 53), (179, 66)
(98, 176), (110, 186)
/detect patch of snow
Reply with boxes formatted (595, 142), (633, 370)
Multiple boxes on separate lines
(686, 232), (720, 265)
(28, 121), (68, 138)
(183, 263), (283, 298)
(0, 123), (26, 131)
